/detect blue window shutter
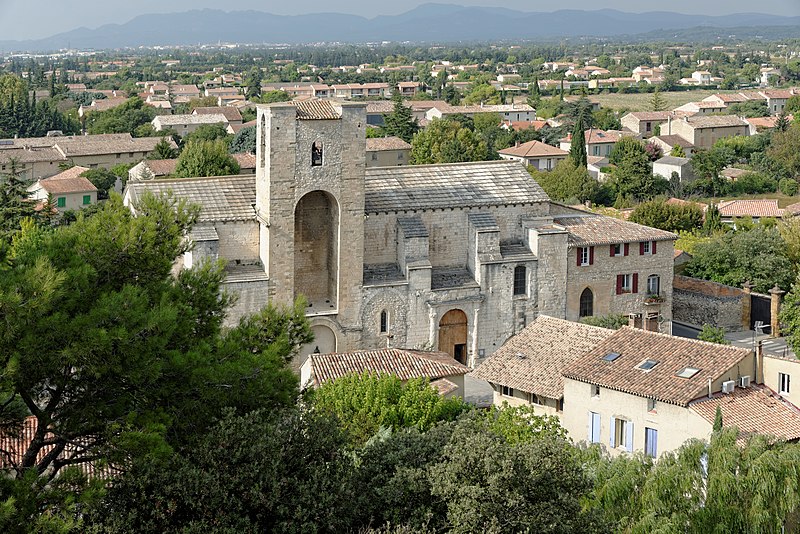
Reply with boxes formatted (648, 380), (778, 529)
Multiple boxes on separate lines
(625, 421), (634, 452)
(609, 417), (616, 448)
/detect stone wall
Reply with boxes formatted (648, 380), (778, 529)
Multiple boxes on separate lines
(672, 275), (747, 331)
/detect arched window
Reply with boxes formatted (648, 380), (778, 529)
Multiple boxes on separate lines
(513, 266), (526, 296)
(311, 141), (323, 167)
(379, 310), (388, 333)
(647, 275), (660, 295)
(579, 288), (594, 318)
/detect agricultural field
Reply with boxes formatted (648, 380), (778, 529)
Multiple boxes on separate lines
(590, 89), (722, 111)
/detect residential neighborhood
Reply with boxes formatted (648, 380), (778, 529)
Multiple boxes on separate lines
(1, 1), (800, 531)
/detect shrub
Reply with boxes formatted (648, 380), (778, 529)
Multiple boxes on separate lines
(779, 178), (799, 196)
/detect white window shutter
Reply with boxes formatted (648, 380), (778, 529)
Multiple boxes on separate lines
(587, 412), (593, 441)
(625, 421), (634, 452)
(592, 413), (601, 443)
(609, 417), (616, 448)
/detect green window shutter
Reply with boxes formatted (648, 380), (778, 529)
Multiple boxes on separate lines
(83, 195), (91, 205)
(57, 197), (66, 208)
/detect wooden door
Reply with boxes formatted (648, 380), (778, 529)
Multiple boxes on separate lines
(438, 309), (468, 364)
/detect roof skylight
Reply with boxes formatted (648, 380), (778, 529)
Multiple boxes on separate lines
(676, 367), (700, 379)
(637, 359), (659, 371)
(603, 352), (621, 362)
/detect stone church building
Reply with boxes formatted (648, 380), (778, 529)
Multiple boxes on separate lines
(124, 100), (677, 367)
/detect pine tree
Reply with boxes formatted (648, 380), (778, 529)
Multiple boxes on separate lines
(775, 112), (790, 133)
(650, 89), (666, 112)
(0, 158), (37, 240)
(382, 92), (418, 143)
(569, 116), (587, 168)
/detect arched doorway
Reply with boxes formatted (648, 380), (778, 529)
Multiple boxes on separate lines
(298, 324), (338, 372)
(438, 309), (468, 364)
(579, 288), (594, 318)
(294, 191), (339, 310)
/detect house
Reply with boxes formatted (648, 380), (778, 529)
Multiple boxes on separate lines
(673, 101), (727, 116)
(620, 112), (673, 137)
(759, 90), (795, 115)
(760, 67), (782, 86)
(587, 156), (610, 180)
(300, 348), (470, 397)
(716, 199), (784, 224)
(124, 101), (678, 369)
(560, 327), (756, 457)
(501, 120), (548, 132)
(170, 84), (201, 101)
(425, 103), (536, 123)
(498, 140), (568, 171)
(192, 106), (243, 127)
(0, 134), (169, 181)
(396, 81), (422, 97)
(26, 165), (97, 211)
(471, 316), (614, 415)
(691, 70), (712, 84)
(204, 87), (239, 99)
(653, 155), (695, 182)
(365, 100), (397, 126)
(127, 153), (256, 181)
(650, 134), (695, 157)
(78, 97), (127, 117)
(551, 209), (676, 328)
(366, 136), (412, 167)
(664, 115), (749, 149)
(560, 129), (631, 158)
(152, 113), (231, 137)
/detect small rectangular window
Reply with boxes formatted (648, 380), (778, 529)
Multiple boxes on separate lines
(645, 427), (658, 458)
(612, 243), (622, 256)
(642, 241), (651, 254)
(56, 197), (66, 208)
(621, 274), (632, 292)
(580, 247), (590, 266)
(501, 385), (514, 397)
(779, 373), (791, 394)
(613, 419), (627, 448)
(592, 384), (600, 398)
(589, 411), (601, 443)
(371, 153), (377, 160)
(647, 398), (657, 412)
(82, 195), (91, 205)
(513, 266), (527, 296)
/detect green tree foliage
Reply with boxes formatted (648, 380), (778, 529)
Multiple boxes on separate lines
(579, 314), (628, 329)
(608, 137), (667, 201)
(0, 195), (311, 526)
(697, 324), (730, 344)
(244, 67), (263, 100)
(79, 168), (117, 200)
(410, 118), (489, 164)
(569, 118), (587, 168)
(383, 92), (418, 143)
(256, 90), (291, 104)
(0, 160), (38, 241)
(592, 108), (621, 131)
(528, 159), (598, 203)
(629, 199), (704, 233)
(0, 74), (79, 138)
(768, 122), (800, 178)
(786, 95), (800, 114)
(703, 205), (723, 235)
(691, 148), (729, 197)
(84, 97), (156, 136)
(463, 83), (500, 105)
(148, 137), (178, 160)
(778, 275), (800, 354)
(229, 124), (256, 154)
(183, 123), (231, 145)
(307, 373), (468, 445)
(727, 100), (770, 118)
(684, 225), (794, 293)
(650, 89), (666, 112)
(671, 145), (686, 157)
(175, 139), (240, 178)
(563, 97), (594, 130)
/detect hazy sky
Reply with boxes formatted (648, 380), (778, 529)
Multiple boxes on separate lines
(1, 0), (798, 40)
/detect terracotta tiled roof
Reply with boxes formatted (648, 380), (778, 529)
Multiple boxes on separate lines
(561, 327), (751, 406)
(652, 135), (694, 148)
(716, 199), (783, 218)
(431, 377), (459, 396)
(364, 160), (548, 213)
(499, 140), (568, 158)
(681, 115), (749, 129)
(233, 152), (256, 169)
(294, 100), (340, 120)
(89, 97), (127, 112)
(305, 348), (469, 387)
(193, 106), (243, 122)
(154, 113), (228, 127)
(366, 136), (412, 152)
(504, 120), (548, 131)
(625, 111), (673, 121)
(39, 168), (97, 194)
(145, 159), (178, 176)
(44, 165), (91, 181)
(553, 214), (677, 247)
(690, 385), (800, 441)
(471, 316), (614, 399)
(785, 202), (800, 216)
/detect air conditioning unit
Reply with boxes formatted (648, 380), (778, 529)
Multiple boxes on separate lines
(740, 376), (751, 388)
(722, 380), (736, 394)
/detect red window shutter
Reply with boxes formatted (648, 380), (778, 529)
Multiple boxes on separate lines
(633, 273), (639, 294)
(577, 248), (582, 266)
(616, 275), (623, 295)
(610, 244), (615, 257)
(590, 246), (595, 265)
(624, 243), (629, 256)
(652, 241), (657, 254)
(639, 242), (645, 255)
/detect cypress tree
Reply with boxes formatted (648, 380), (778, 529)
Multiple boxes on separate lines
(569, 115), (587, 168)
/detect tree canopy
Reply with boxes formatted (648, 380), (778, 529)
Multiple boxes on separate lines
(175, 139), (240, 178)
(410, 117), (489, 164)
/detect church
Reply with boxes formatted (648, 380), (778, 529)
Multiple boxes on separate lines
(124, 100), (677, 367)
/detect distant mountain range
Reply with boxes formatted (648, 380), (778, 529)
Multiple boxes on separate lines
(1, 4), (799, 52)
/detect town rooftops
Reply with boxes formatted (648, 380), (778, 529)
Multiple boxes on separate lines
(364, 160), (548, 213)
(471, 316), (614, 399)
(302, 348), (469, 388)
(153, 113), (229, 127)
(192, 106), (243, 122)
(716, 199), (783, 219)
(35, 166), (97, 194)
(498, 140), (568, 158)
(366, 136), (412, 152)
(652, 135), (694, 149)
(561, 327), (751, 406)
(624, 111), (673, 121)
(553, 213), (677, 247)
(690, 385), (800, 442)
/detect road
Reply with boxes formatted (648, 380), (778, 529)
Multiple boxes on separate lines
(672, 321), (795, 358)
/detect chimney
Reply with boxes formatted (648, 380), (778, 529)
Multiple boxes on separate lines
(515, 141), (520, 148)
(708, 377), (712, 398)
(755, 340), (764, 384)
